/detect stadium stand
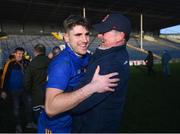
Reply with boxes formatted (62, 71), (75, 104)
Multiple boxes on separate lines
(0, 35), (64, 68)
(128, 37), (180, 59)
(1, 34), (180, 69)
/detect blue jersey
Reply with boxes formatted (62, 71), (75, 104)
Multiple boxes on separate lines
(38, 44), (90, 133)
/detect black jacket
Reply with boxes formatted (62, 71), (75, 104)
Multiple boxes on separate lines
(24, 54), (50, 106)
(71, 45), (129, 133)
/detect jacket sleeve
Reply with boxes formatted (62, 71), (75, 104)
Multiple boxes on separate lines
(0, 60), (12, 90)
(24, 64), (33, 93)
(3, 61), (14, 90)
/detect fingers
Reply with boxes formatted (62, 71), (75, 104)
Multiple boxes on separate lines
(105, 72), (120, 84)
(105, 78), (119, 92)
(108, 83), (118, 87)
(94, 65), (100, 76)
(106, 88), (115, 92)
(97, 80), (119, 93)
(106, 72), (119, 78)
(109, 78), (120, 83)
(104, 87), (115, 92)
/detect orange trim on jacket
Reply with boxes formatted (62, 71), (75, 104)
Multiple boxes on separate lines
(0, 59), (15, 90)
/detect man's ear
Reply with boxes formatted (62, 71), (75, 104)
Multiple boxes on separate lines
(119, 32), (125, 40)
(117, 32), (125, 41)
(63, 33), (69, 43)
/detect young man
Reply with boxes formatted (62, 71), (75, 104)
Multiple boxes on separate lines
(38, 15), (119, 133)
(71, 13), (131, 133)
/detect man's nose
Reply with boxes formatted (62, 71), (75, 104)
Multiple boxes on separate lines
(82, 35), (89, 42)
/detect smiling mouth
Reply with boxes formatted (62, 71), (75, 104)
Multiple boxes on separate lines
(80, 45), (88, 50)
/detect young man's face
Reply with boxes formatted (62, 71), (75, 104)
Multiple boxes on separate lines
(64, 25), (90, 56)
(14, 50), (24, 61)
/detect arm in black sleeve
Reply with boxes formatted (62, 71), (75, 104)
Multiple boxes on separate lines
(3, 62), (12, 90)
(24, 65), (33, 93)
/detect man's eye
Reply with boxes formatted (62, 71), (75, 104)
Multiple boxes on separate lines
(75, 33), (82, 36)
(86, 33), (90, 36)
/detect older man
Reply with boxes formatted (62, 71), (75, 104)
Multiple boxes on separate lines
(71, 13), (131, 133)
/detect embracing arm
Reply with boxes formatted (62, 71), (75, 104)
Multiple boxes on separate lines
(45, 83), (100, 117)
(45, 66), (119, 117)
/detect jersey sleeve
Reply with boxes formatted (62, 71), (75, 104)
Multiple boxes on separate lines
(46, 58), (71, 91)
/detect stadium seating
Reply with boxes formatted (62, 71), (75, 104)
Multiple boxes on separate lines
(0, 35), (180, 69)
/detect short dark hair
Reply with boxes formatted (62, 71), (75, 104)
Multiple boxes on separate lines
(34, 44), (46, 54)
(15, 47), (25, 52)
(63, 15), (90, 32)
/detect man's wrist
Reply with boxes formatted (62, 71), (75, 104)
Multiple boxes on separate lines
(79, 83), (96, 98)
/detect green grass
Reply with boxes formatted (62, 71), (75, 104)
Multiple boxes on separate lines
(121, 62), (180, 132)
(1, 63), (180, 132)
